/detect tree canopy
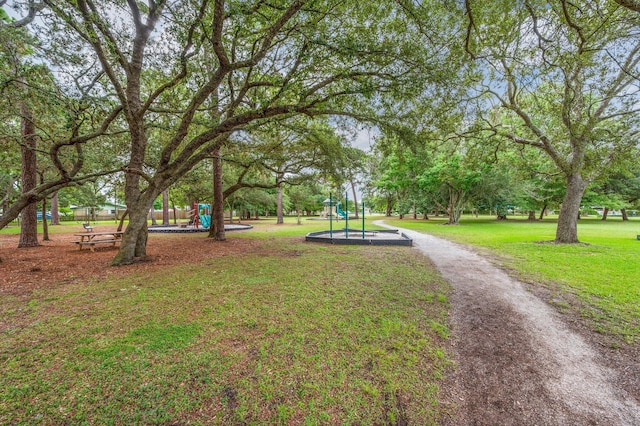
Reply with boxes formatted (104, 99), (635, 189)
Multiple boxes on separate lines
(463, 0), (640, 241)
(2, 0), (640, 264)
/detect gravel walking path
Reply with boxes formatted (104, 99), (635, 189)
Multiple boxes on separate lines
(375, 221), (640, 425)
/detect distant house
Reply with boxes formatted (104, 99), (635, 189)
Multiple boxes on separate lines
(71, 202), (127, 221)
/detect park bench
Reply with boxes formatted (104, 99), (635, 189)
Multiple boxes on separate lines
(82, 222), (94, 232)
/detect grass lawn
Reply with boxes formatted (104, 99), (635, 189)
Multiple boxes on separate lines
(385, 215), (640, 344)
(0, 221), (98, 235)
(0, 220), (452, 425)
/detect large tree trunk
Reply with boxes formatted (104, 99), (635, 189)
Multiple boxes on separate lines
(18, 103), (38, 248)
(385, 195), (393, 216)
(621, 208), (629, 221)
(447, 188), (464, 225)
(555, 174), (587, 244)
(112, 202), (149, 265)
(50, 192), (60, 225)
(527, 210), (536, 221)
(112, 156), (151, 265)
(110, 51), (151, 264)
(601, 207), (609, 221)
(210, 147), (226, 241)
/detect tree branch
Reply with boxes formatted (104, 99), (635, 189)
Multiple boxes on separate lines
(0, 0), (43, 27)
(464, 0), (476, 58)
(613, 0), (640, 13)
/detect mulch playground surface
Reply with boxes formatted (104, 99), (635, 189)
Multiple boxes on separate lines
(0, 225), (257, 297)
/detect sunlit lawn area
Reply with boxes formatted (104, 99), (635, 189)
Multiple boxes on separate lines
(0, 219), (451, 424)
(0, 220), (97, 235)
(5, 212), (637, 423)
(386, 214), (640, 344)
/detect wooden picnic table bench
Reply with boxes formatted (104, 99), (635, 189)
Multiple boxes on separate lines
(73, 231), (124, 252)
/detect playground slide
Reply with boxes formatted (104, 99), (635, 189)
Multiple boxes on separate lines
(336, 202), (348, 219)
(199, 214), (211, 229)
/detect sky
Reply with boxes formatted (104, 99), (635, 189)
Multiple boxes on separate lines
(352, 128), (376, 152)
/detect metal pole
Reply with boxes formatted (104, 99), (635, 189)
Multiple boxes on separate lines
(362, 201), (365, 239)
(345, 192), (349, 239)
(329, 193), (333, 239)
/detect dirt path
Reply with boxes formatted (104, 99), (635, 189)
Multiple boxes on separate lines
(375, 221), (640, 425)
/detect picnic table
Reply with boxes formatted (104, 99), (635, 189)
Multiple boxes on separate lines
(73, 231), (124, 252)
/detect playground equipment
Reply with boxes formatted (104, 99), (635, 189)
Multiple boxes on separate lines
(148, 201), (252, 233)
(191, 202), (211, 229)
(148, 222), (252, 233)
(306, 193), (412, 246)
(335, 201), (348, 219)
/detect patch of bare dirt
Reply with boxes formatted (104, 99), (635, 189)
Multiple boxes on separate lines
(0, 224), (258, 297)
(375, 221), (640, 425)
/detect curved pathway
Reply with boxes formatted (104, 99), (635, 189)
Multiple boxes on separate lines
(375, 221), (640, 425)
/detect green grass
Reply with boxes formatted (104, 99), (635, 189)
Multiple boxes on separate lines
(0, 221), (96, 235)
(386, 215), (640, 344)
(6, 212), (637, 422)
(0, 226), (451, 424)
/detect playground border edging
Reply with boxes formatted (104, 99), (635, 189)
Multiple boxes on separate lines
(305, 229), (413, 246)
